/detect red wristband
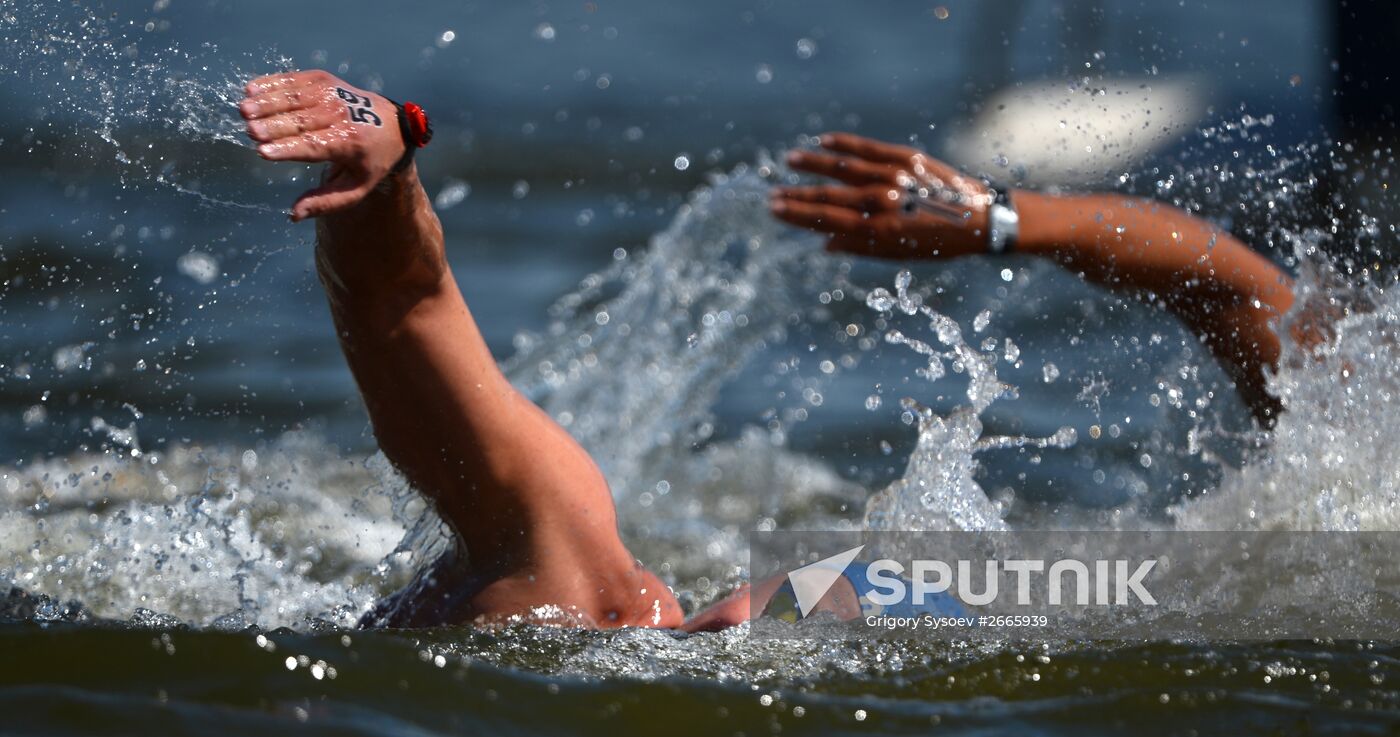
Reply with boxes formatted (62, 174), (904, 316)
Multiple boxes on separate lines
(401, 101), (432, 148)
(389, 99), (432, 173)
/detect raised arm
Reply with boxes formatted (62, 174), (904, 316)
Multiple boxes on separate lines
(771, 133), (1296, 425)
(240, 70), (680, 628)
(1013, 191), (1292, 421)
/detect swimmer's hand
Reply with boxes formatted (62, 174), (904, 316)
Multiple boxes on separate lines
(240, 70), (407, 222)
(771, 133), (992, 259)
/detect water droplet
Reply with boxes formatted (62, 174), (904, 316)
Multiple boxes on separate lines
(1003, 339), (1020, 363)
(866, 287), (896, 312)
(22, 405), (47, 428)
(53, 344), (88, 372)
(177, 251), (219, 284)
(434, 179), (471, 210)
(673, 155), (690, 171)
(795, 38), (817, 60)
(865, 394), (882, 411)
(1042, 362), (1060, 383)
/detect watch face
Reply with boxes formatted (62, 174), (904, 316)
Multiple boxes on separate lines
(988, 203), (1019, 254)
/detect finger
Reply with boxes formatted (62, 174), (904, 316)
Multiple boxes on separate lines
(769, 199), (868, 232)
(291, 176), (369, 221)
(246, 105), (343, 143)
(785, 150), (899, 186)
(256, 131), (350, 163)
(903, 154), (967, 188)
(240, 85), (328, 120)
(775, 185), (902, 212)
(245, 70), (327, 96)
(819, 132), (921, 164)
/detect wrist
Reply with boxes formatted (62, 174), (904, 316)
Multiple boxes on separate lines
(388, 99), (433, 175)
(315, 170), (448, 306)
(1000, 189), (1079, 259)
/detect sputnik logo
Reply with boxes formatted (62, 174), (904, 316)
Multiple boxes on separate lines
(785, 545), (864, 617)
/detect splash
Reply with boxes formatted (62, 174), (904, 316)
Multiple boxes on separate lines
(862, 271), (1077, 533)
(1174, 248), (1400, 531)
(0, 433), (422, 627)
(505, 163), (821, 495)
(0, 0), (288, 212)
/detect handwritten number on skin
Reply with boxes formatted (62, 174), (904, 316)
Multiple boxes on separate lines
(336, 87), (382, 127)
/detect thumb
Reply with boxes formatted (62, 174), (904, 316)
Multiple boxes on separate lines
(290, 173), (370, 222)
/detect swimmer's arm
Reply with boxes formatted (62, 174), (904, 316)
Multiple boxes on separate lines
(776, 133), (1298, 425)
(314, 164), (678, 627)
(1012, 192), (1294, 423)
(315, 172), (592, 555)
(241, 69), (679, 627)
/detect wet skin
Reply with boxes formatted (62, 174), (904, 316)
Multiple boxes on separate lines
(243, 70), (684, 629)
(772, 133), (1298, 425)
(244, 70), (1299, 630)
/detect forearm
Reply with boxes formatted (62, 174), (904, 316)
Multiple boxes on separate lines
(314, 164), (447, 317)
(314, 169), (613, 561)
(1013, 191), (1295, 422)
(773, 132), (1299, 423)
(1014, 192), (1293, 311)
(314, 166), (493, 497)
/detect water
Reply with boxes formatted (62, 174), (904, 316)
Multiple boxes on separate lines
(5, 0), (1400, 734)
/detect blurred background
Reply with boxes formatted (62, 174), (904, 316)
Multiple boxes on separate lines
(0, 0), (1394, 512)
